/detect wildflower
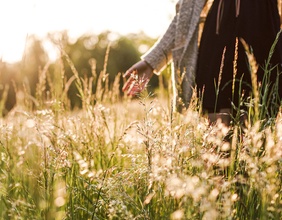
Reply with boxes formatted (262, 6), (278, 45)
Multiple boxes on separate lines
(26, 119), (36, 128)
(202, 209), (218, 220)
(54, 197), (66, 207)
(171, 209), (184, 220)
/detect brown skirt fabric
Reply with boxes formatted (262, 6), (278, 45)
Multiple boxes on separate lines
(196, 0), (282, 113)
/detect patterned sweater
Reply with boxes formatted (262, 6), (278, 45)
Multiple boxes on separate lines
(142, 0), (206, 111)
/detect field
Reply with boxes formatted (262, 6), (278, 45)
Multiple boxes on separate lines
(0, 48), (282, 220)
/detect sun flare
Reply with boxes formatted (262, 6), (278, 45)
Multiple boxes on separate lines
(0, 0), (175, 63)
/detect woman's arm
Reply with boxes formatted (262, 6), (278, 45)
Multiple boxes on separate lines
(122, 4), (179, 95)
(122, 14), (178, 95)
(141, 15), (177, 74)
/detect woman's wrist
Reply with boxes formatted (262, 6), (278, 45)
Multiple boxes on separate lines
(143, 60), (154, 71)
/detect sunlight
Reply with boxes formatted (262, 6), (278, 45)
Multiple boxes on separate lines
(0, 0), (175, 63)
(0, 0), (33, 62)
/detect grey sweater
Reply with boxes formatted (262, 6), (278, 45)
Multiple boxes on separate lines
(142, 0), (206, 111)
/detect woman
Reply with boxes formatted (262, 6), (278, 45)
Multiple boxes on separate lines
(123, 0), (206, 112)
(123, 0), (282, 122)
(197, 0), (282, 120)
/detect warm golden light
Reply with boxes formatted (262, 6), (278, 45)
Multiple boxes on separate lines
(0, 0), (175, 63)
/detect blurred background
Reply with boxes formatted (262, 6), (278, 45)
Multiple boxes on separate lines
(0, 0), (178, 112)
(0, 0), (178, 63)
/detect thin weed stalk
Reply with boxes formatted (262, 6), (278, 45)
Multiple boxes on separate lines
(240, 38), (259, 122)
(214, 47), (226, 113)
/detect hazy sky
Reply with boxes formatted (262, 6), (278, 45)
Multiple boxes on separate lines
(0, 0), (176, 63)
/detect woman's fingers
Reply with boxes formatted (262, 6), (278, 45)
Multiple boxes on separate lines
(122, 61), (154, 95)
(122, 74), (135, 92)
(126, 74), (150, 96)
(123, 68), (134, 78)
(127, 81), (140, 96)
(123, 75), (142, 96)
(122, 74), (146, 96)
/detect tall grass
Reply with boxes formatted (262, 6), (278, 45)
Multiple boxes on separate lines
(0, 42), (281, 220)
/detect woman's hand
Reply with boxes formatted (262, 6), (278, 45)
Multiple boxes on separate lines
(122, 60), (154, 96)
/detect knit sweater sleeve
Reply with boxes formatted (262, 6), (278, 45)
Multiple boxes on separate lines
(141, 16), (177, 75)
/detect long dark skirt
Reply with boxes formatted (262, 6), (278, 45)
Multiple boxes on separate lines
(196, 0), (282, 113)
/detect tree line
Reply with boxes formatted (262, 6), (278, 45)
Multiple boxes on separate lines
(0, 31), (165, 114)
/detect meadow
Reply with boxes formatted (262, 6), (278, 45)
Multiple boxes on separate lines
(0, 43), (282, 220)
